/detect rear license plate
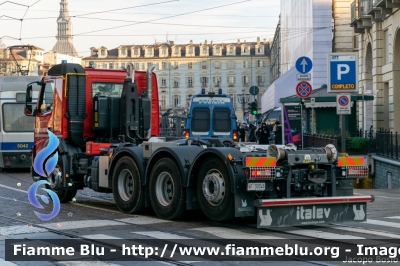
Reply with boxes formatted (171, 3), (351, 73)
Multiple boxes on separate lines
(247, 183), (265, 191)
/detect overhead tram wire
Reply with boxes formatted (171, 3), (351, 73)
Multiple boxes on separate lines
(73, 0), (252, 36)
(71, 0), (178, 18)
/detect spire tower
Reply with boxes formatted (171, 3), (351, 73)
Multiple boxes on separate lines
(52, 0), (79, 57)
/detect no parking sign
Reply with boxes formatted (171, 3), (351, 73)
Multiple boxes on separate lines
(336, 93), (351, 115)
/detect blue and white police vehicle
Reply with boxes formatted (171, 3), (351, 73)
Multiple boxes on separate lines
(186, 88), (238, 140)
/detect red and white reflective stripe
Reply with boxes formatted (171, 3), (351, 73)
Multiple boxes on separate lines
(254, 195), (374, 207)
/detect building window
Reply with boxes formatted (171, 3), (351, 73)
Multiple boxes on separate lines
(216, 47), (220, 54)
(200, 77), (208, 87)
(188, 62), (192, 69)
(243, 76), (249, 86)
(213, 76), (221, 86)
(134, 48), (139, 55)
(134, 62), (139, 70)
(162, 48), (166, 55)
(228, 61), (235, 69)
(121, 49), (126, 55)
(101, 49), (105, 56)
(188, 47), (193, 54)
(227, 76), (235, 86)
(109, 63), (114, 69)
(102, 63), (107, 69)
(147, 49), (152, 55)
(203, 47), (207, 55)
(243, 61), (249, 68)
(173, 77), (179, 88)
(214, 61), (220, 69)
(173, 62), (178, 70)
(384, 29), (389, 65)
(174, 95), (180, 107)
(174, 47), (179, 54)
(257, 76), (264, 86)
(229, 47), (234, 54)
(161, 94), (166, 109)
(121, 63), (125, 69)
(161, 62), (168, 70)
(161, 78), (167, 87)
(141, 63), (145, 70)
(187, 77), (193, 87)
(201, 61), (207, 69)
(257, 47), (261, 53)
(243, 46), (248, 52)
(257, 60), (263, 67)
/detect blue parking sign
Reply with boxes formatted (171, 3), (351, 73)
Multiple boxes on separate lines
(327, 53), (358, 93)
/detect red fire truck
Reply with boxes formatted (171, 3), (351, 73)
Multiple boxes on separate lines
(25, 62), (373, 227)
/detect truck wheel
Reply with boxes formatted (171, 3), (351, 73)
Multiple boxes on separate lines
(46, 156), (77, 203)
(112, 156), (145, 214)
(149, 158), (185, 220)
(196, 157), (234, 221)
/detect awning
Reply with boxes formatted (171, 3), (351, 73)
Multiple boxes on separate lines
(304, 102), (354, 108)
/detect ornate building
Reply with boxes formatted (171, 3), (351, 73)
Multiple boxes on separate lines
(52, 0), (78, 57)
(81, 38), (271, 120)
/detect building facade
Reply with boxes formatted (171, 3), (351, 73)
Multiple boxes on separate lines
(262, 0), (334, 114)
(81, 38), (271, 120)
(0, 45), (44, 76)
(52, 0), (79, 57)
(351, 0), (400, 133)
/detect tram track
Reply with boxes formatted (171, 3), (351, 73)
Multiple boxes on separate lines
(0, 171), (393, 266)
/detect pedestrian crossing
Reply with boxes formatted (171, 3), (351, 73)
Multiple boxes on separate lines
(1, 215), (400, 239)
(2, 215), (400, 266)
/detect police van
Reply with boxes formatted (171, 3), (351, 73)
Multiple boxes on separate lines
(186, 88), (238, 140)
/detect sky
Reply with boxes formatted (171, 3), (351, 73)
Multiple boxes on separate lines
(0, 0), (281, 57)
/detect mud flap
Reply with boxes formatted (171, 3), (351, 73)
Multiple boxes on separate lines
(255, 196), (374, 228)
(234, 191), (254, 217)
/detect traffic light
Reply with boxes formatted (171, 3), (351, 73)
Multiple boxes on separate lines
(247, 101), (254, 113)
(251, 101), (258, 115)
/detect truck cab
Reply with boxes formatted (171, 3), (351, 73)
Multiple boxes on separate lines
(186, 89), (237, 140)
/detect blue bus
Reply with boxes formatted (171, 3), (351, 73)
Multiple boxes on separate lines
(186, 89), (237, 140)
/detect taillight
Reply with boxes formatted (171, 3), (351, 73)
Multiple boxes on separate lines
(185, 131), (189, 138)
(233, 130), (238, 141)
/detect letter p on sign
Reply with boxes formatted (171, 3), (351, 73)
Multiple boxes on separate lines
(337, 64), (350, 80)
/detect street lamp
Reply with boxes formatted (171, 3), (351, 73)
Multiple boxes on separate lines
(237, 89), (250, 120)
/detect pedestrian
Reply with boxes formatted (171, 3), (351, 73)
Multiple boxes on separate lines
(257, 122), (270, 144)
(274, 121), (283, 145)
(248, 124), (256, 142)
(238, 124), (247, 142)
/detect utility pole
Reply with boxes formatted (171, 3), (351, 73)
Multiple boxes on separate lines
(237, 89), (250, 120)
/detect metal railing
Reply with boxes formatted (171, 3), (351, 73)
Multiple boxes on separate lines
(351, 1), (358, 22)
(303, 133), (338, 148)
(303, 129), (400, 158)
(358, 0), (373, 16)
(375, 130), (400, 160)
(159, 116), (186, 138)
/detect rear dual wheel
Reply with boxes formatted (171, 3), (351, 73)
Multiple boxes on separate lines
(149, 158), (186, 220)
(196, 157), (234, 221)
(112, 156), (145, 214)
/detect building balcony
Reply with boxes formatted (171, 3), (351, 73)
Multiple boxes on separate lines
(351, 0), (398, 33)
(350, 0), (372, 34)
(368, 0), (398, 21)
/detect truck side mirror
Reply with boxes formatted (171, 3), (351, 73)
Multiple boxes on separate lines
(26, 85), (33, 103)
(24, 104), (33, 116)
(24, 84), (37, 116)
